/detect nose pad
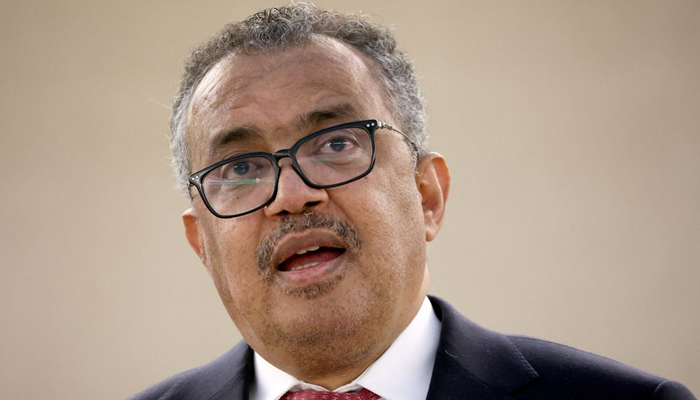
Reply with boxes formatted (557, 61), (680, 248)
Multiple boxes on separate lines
(263, 159), (328, 216)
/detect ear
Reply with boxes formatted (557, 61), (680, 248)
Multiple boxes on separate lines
(415, 153), (451, 242)
(182, 208), (212, 277)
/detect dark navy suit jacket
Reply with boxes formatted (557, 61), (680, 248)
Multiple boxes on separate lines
(130, 296), (696, 399)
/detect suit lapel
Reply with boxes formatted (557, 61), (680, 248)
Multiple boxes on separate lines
(426, 297), (539, 399)
(208, 342), (254, 400)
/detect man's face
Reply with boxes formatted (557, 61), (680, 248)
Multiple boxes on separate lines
(182, 37), (448, 379)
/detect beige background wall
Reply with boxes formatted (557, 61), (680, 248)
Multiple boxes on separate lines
(1, 1), (698, 398)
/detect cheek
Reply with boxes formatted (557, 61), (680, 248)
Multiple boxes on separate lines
(367, 157), (423, 226)
(355, 159), (426, 262)
(200, 217), (264, 305)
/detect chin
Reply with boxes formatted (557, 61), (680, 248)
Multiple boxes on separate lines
(269, 287), (381, 344)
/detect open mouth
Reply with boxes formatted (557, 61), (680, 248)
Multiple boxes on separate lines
(277, 246), (346, 272)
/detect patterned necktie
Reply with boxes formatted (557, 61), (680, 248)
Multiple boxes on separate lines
(280, 388), (380, 400)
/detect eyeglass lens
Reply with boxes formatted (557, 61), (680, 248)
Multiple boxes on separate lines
(201, 126), (373, 216)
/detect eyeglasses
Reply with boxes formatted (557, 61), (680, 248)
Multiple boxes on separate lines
(189, 119), (416, 219)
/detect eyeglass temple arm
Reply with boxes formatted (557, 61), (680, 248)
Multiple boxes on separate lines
(377, 121), (418, 153)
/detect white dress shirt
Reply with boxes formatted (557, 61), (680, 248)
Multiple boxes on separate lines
(250, 297), (442, 400)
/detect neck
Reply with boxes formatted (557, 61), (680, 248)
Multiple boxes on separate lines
(292, 356), (377, 390)
(256, 293), (427, 390)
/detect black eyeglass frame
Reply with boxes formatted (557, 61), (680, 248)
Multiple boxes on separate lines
(188, 119), (416, 219)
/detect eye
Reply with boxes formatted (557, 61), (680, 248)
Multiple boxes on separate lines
(313, 129), (362, 155)
(221, 159), (262, 180)
(230, 161), (250, 176)
(207, 157), (272, 183)
(327, 137), (352, 153)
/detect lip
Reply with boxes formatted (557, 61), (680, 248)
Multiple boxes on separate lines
(276, 252), (346, 287)
(271, 230), (348, 286)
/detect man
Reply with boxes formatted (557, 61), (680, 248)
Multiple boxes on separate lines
(131, 3), (696, 399)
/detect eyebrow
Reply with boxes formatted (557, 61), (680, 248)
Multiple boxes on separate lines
(206, 102), (362, 160)
(206, 125), (265, 161)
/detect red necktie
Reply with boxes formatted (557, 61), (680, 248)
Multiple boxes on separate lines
(280, 388), (380, 400)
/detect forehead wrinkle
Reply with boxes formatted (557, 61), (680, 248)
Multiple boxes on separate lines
(192, 39), (373, 128)
(187, 57), (263, 168)
(190, 55), (250, 118)
(292, 103), (361, 133)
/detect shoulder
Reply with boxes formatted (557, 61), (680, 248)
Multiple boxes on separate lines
(428, 296), (696, 399)
(508, 335), (695, 399)
(128, 341), (253, 400)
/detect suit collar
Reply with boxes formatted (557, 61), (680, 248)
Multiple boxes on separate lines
(426, 296), (539, 399)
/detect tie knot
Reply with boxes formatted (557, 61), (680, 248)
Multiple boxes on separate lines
(280, 388), (380, 400)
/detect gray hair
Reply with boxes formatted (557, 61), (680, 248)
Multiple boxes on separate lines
(170, 2), (428, 194)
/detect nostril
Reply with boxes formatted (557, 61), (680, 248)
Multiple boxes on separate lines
(305, 200), (321, 208)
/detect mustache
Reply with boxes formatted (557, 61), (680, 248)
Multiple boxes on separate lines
(256, 212), (362, 278)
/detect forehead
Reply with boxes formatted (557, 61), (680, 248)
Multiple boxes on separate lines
(186, 37), (389, 168)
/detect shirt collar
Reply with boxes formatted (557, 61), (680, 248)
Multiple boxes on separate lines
(250, 297), (441, 400)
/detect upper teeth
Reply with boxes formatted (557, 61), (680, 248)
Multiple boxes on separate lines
(295, 245), (320, 255)
(290, 262), (320, 271)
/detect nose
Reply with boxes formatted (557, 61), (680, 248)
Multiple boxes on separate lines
(263, 158), (328, 217)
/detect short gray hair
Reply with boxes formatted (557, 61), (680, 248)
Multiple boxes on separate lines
(170, 2), (428, 194)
